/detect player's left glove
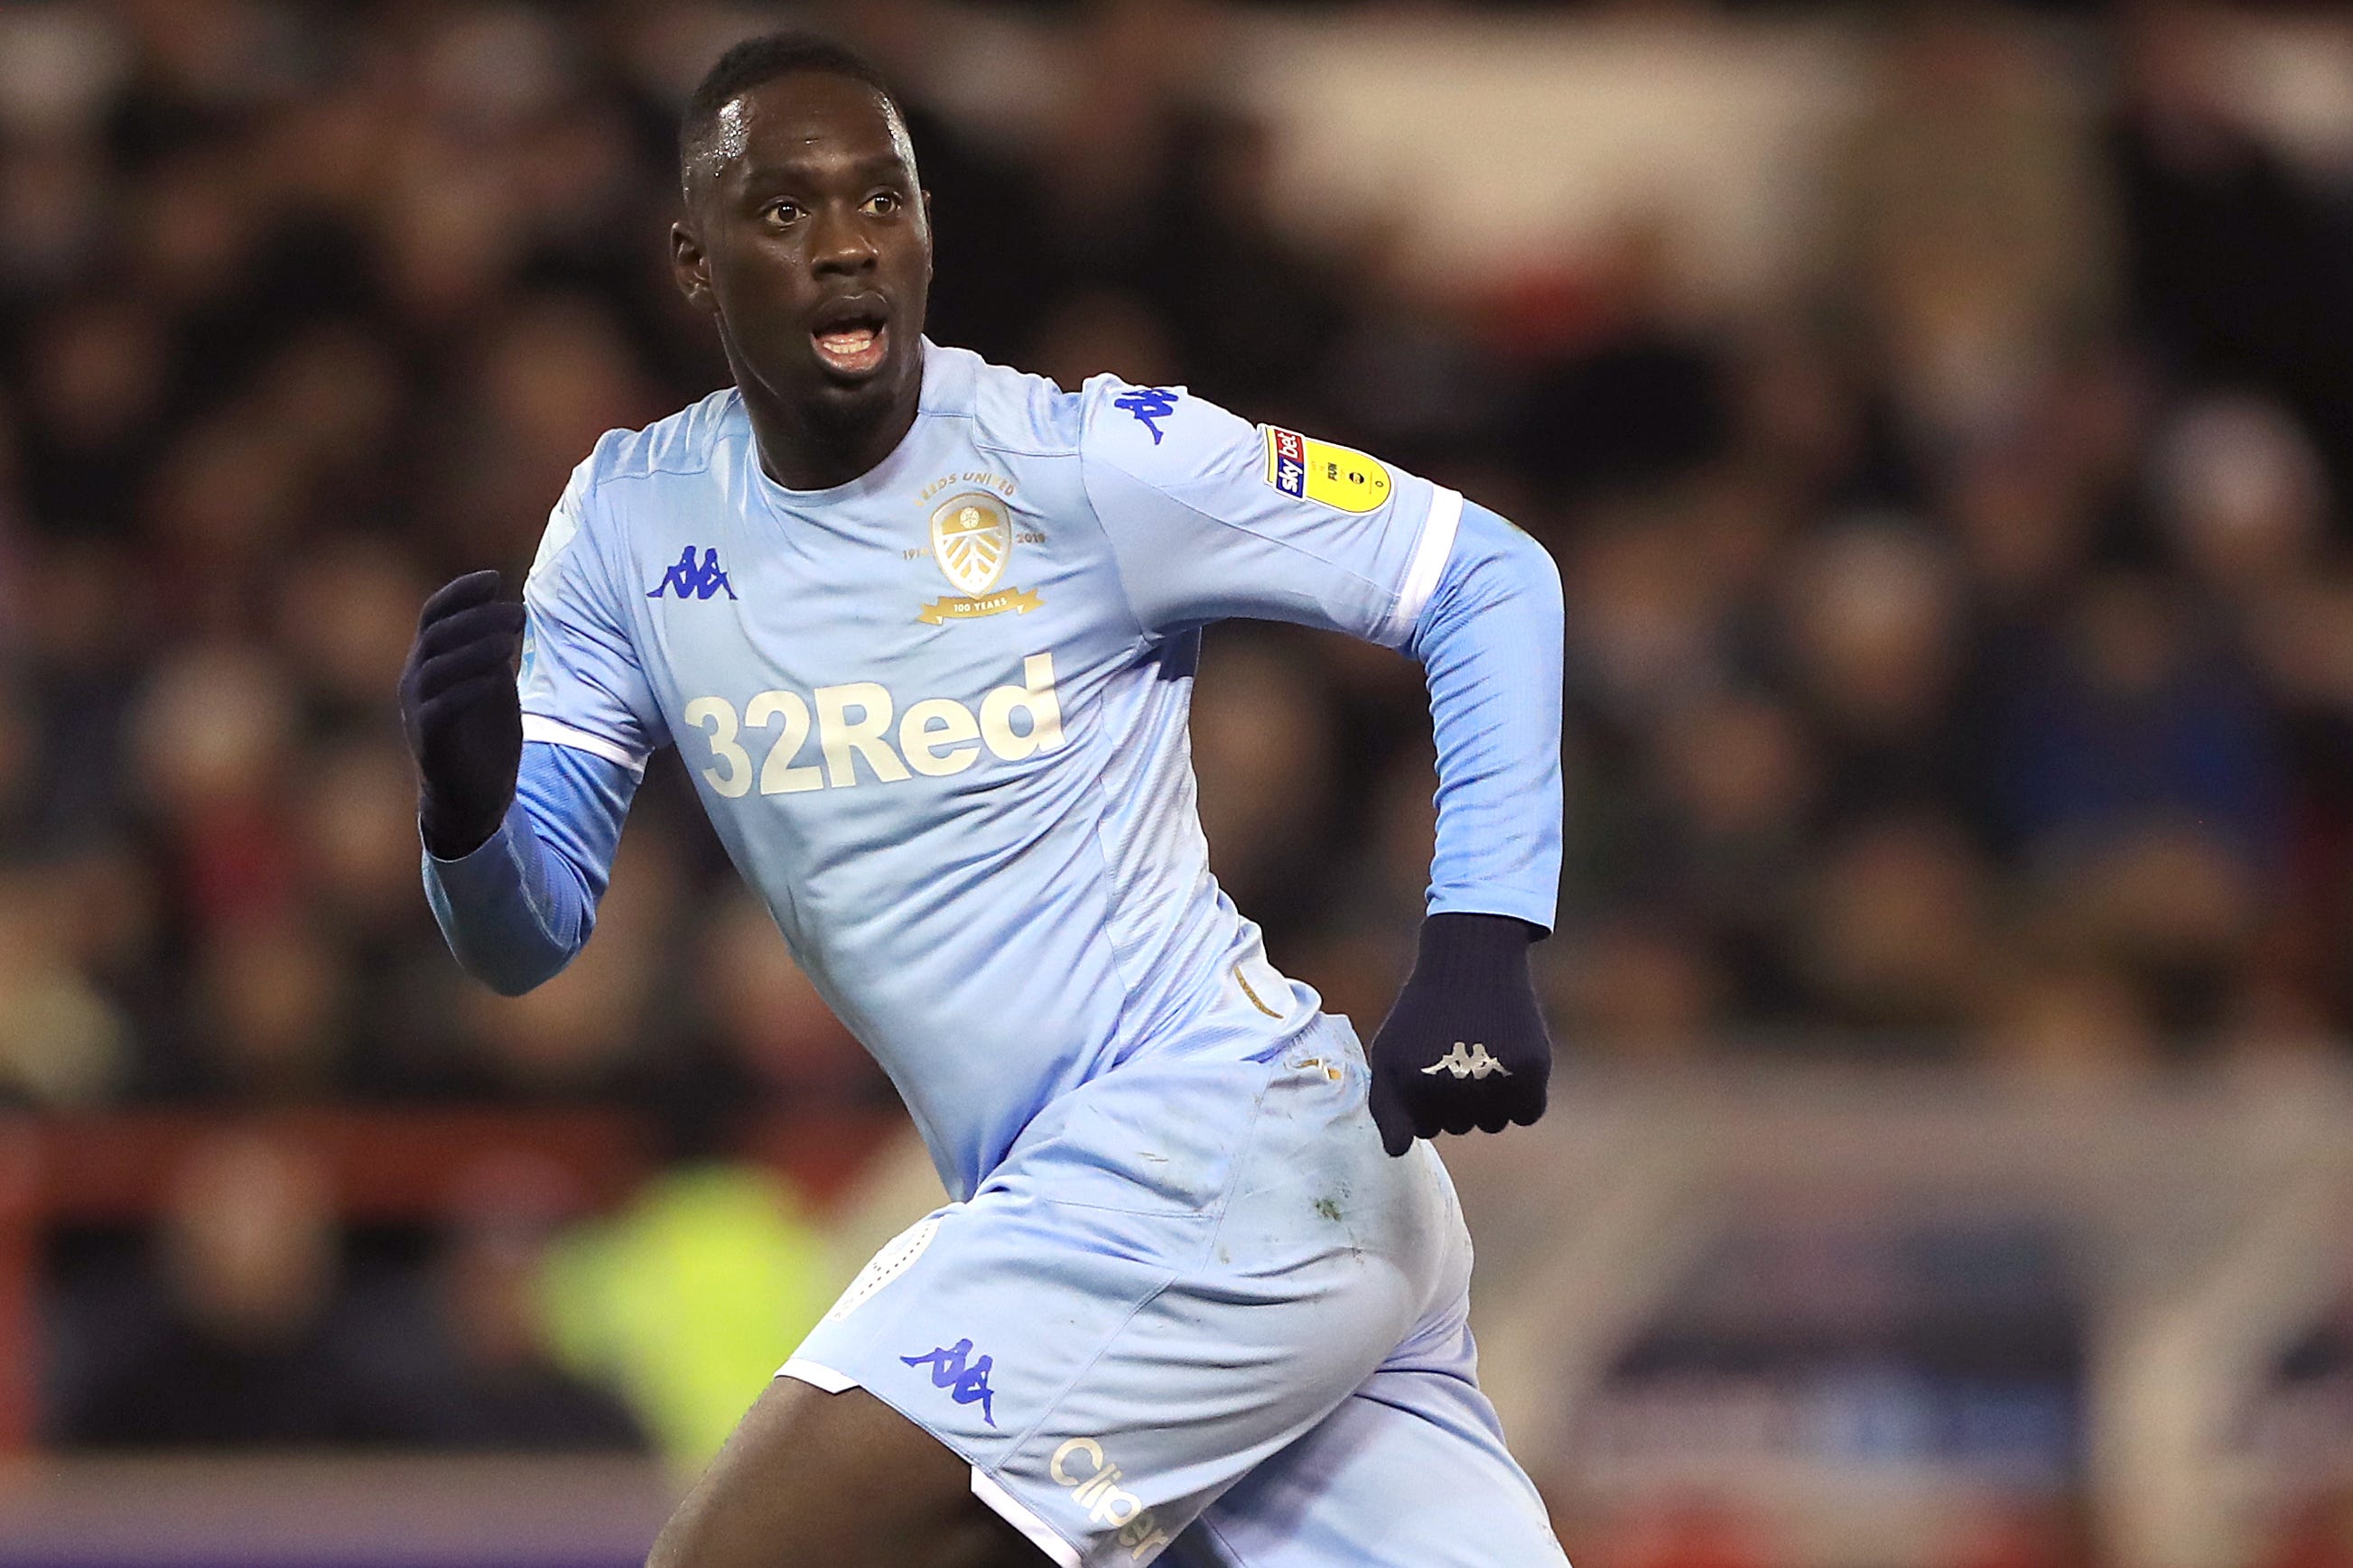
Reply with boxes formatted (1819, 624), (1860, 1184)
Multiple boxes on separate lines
(399, 570), (525, 860)
(1366, 913), (1552, 1157)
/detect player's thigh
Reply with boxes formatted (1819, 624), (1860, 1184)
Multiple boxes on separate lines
(648, 1377), (1040, 1568)
(777, 1038), (1452, 1563)
(1180, 1364), (1568, 1568)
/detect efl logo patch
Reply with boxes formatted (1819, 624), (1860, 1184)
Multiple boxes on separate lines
(1261, 426), (1392, 514)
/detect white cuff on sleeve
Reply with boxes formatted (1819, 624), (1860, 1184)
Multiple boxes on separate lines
(1381, 485), (1464, 645)
(520, 714), (647, 775)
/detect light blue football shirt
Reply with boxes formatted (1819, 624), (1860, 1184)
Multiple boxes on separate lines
(442, 341), (1560, 1198)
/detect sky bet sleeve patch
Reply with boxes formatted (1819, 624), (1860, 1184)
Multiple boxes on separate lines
(1261, 425), (1393, 515)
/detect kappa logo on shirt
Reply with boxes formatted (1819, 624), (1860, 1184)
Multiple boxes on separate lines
(646, 545), (738, 600)
(902, 1338), (998, 1426)
(1111, 386), (1181, 445)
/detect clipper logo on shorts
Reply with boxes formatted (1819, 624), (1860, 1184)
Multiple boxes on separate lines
(1051, 1438), (1172, 1562)
(901, 1338), (998, 1426)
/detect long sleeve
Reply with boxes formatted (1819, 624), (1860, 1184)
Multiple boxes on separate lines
(422, 738), (638, 995)
(1406, 501), (1565, 932)
(1074, 377), (1562, 932)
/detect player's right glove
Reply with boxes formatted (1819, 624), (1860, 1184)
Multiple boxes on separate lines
(1365, 913), (1552, 1157)
(398, 570), (525, 859)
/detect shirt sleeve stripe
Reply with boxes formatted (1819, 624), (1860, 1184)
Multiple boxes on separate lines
(1381, 484), (1465, 645)
(521, 714), (647, 775)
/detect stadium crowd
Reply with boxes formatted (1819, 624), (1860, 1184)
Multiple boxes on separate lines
(4, 0), (2352, 1461)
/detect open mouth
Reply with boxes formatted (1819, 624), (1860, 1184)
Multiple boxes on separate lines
(811, 297), (890, 377)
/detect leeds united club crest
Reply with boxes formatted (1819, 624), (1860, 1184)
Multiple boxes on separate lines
(921, 492), (1041, 624)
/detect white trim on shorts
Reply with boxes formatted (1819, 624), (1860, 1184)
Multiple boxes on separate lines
(774, 1358), (1084, 1567)
(971, 1468), (1083, 1568)
(777, 1357), (860, 1395)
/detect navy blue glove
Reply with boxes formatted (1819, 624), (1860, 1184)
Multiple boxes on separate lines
(1366, 914), (1552, 1157)
(399, 570), (525, 859)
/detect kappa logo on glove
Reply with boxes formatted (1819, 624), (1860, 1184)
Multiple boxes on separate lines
(1367, 914), (1552, 1157)
(1422, 1042), (1511, 1081)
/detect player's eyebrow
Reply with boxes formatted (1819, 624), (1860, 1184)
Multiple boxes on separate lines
(738, 152), (912, 190)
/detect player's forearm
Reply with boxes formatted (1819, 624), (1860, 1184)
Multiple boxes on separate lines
(422, 739), (634, 995)
(1406, 500), (1566, 932)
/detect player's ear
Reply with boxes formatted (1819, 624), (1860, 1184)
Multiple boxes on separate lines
(671, 219), (716, 314)
(921, 190), (935, 280)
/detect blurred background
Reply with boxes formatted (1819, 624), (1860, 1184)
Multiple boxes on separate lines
(0, 0), (2349, 1564)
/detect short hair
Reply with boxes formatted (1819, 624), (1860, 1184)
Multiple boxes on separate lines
(679, 32), (904, 190)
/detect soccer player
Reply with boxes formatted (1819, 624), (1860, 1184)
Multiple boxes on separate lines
(401, 32), (1567, 1568)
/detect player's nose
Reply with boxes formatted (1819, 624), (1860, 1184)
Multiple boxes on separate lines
(809, 203), (879, 275)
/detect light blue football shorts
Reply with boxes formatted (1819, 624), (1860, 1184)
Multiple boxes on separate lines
(779, 1016), (1568, 1567)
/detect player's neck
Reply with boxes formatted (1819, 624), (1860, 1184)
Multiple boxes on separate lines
(738, 356), (925, 492)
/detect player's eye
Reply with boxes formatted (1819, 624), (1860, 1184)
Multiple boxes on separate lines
(862, 191), (901, 218)
(762, 199), (803, 226)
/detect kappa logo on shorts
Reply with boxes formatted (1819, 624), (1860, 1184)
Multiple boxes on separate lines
(1423, 1041), (1511, 1080)
(901, 1338), (998, 1426)
(1051, 1438), (1173, 1562)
